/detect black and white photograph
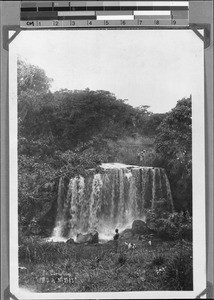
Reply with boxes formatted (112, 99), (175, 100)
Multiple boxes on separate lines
(8, 1), (207, 299)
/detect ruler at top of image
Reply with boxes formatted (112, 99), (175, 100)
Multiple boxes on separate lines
(20, 1), (189, 28)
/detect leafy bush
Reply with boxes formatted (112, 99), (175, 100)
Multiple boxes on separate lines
(117, 253), (127, 266)
(163, 248), (193, 290)
(151, 253), (165, 266)
(19, 237), (67, 263)
(146, 209), (192, 241)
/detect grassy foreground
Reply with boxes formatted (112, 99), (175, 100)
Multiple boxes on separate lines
(19, 234), (192, 293)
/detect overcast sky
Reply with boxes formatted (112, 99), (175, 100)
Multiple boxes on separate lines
(11, 29), (203, 113)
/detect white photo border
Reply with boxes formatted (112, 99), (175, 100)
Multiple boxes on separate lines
(9, 28), (206, 300)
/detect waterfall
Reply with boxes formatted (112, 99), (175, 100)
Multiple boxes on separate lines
(88, 174), (103, 230)
(52, 163), (173, 240)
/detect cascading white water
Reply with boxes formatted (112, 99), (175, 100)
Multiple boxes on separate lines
(89, 174), (103, 230)
(52, 163), (174, 241)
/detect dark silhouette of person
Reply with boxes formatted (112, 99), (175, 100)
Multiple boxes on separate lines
(113, 229), (119, 252)
(113, 229), (119, 240)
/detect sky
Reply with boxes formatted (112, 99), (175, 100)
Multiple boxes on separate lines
(11, 29), (203, 113)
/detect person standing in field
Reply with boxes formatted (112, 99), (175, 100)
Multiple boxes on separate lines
(113, 228), (119, 251)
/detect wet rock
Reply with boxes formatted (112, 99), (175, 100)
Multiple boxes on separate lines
(66, 238), (75, 245)
(76, 231), (99, 244)
(76, 233), (90, 243)
(90, 231), (99, 244)
(132, 220), (148, 235)
(120, 228), (133, 239)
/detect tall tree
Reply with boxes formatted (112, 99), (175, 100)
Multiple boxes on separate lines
(154, 97), (192, 212)
(18, 58), (53, 121)
(18, 58), (52, 96)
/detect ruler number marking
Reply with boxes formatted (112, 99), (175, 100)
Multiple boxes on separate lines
(26, 21), (35, 26)
(53, 21), (59, 26)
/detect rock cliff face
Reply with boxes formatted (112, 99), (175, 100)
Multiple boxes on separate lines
(52, 163), (174, 239)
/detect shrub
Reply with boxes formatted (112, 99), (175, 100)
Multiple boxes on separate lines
(117, 253), (126, 266)
(19, 237), (64, 263)
(151, 253), (165, 266)
(145, 209), (192, 241)
(163, 250), (193, 290)
(79, 274), (99, 292)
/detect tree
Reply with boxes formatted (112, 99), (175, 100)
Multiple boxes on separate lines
(18, 58), (53, 121)
(154, 97), (192, 212)
(50, 88), (137, 150)
(134, 106), (166, 136)
(155, 98), (191, 159)
(18, 58), (52, 96)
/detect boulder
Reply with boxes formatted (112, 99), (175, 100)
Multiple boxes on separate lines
(76, 233), (91, 243)
(90, 231), (99, 244)
(132, 220), (148, 235)
(76, 231), (99, 244)
(66, 238), (75, 245)
(120, 228), (133, 239)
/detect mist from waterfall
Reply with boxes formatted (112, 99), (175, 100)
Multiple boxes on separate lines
(52, 163), (173, 241)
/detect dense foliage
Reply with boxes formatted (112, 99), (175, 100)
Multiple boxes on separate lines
(146, 209), (192, 241)
(154, 98), (192, 212)
(18, 58), (192, 234)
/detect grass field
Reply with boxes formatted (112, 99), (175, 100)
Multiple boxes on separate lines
(19, 233), (192, 293)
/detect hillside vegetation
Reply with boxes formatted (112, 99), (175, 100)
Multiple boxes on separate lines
(18, 58), (192, 235)
(18, 58), (193, 292)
